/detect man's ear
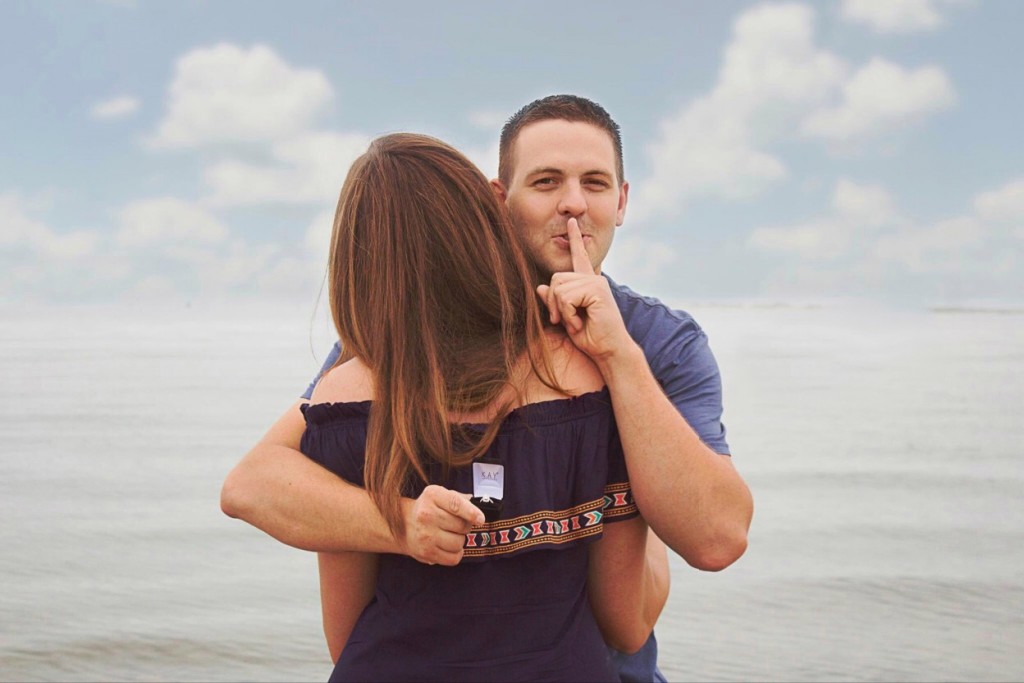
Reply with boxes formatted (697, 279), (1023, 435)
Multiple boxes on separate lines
(490, 179), (508, 203)
(616, 181), (629, 227)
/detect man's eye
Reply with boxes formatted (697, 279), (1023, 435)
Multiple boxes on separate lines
(585, 179), (610, 188)
(533, 178), (556, 187)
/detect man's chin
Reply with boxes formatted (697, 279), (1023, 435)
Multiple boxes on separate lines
(536, 256), (574, 279)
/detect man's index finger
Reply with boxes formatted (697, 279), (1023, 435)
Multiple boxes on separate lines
(567, 218), (593, 275)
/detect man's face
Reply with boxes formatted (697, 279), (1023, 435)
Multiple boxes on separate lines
(496, 120), (628, 277)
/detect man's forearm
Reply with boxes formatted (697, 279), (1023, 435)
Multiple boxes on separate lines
(221, 444), (404, 554)
(597, 343), (753, 571)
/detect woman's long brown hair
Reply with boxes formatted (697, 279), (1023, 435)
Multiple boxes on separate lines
(328, 133), (559, 535)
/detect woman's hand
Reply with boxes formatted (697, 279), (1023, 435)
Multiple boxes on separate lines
(401, 485), (484, 566)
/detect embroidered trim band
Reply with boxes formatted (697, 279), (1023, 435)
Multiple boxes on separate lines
(463, 482), (637, 558)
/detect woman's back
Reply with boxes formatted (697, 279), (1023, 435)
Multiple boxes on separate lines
(305, 133), (645, 681)
(302, 337), (637, 682)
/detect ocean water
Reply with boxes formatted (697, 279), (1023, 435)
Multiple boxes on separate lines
(1, 302), (1022, 682)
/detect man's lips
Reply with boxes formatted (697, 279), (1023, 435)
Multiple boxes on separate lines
(552, 234), (592, 249)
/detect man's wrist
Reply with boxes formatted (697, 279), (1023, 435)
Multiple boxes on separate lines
(392, 497), (414, 555)
(594, 337), (647, 383)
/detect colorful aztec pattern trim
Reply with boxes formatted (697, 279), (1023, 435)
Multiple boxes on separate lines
(463, 482), (637, 558)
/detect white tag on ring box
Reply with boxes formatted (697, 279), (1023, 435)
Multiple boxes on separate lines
(472, 462), (504, 503)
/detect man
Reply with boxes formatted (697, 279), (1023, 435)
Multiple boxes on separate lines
(222, 95), (753, 682)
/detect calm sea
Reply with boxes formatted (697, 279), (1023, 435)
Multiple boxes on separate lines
(1, 302), (1021, 682)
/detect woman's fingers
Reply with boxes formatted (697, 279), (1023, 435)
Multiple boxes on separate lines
(404, 486), (483, 566)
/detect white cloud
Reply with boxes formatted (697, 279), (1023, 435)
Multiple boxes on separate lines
(253, 254), (322, 296)
(749, 169), (1024, 309)
(305, 208), (335, 266)
(873, 216), (984, 272)
(203, 131), (370, 206)
(749, 174), (1020, 298)
(106, 42), (361, 300)
(717, 3), (847, 106)
(91, 95), (141, 120)
(188, 239), (322, 297)
(117, 197), (229, 247)
(120, 231), (319, 300)
(144, 42), (375, 209)
(130, 274), (179, 300)
(748, 219), (849, 260)
(747, 179), (902, 260)
(634, 3), (847, 221)
(601, 235), (679, 292)
(35, 230), (100, 260)
(840, 0), (965, 33)
(0, 191), (99, 260)
(832, 178), (901, 227)
(0, 192), (113, 302)
(801, 58), (956, 141)
(634, 4), (963, 223)
(207, 240), (280, 289)
(974, 178), (1024, 222)
(149, 43), (333, 149)
(296, 206), (341, 300)
(638, 96), (789, 214)
(0, 192), (39, 247)
(748, 193), (1017, 302)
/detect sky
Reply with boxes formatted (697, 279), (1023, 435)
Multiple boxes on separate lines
(2, 0), (1022, 310)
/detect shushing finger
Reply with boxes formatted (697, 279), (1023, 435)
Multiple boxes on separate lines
(567, 218), (593, 275)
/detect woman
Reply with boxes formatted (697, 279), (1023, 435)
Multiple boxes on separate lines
(301, 133), (666, 681)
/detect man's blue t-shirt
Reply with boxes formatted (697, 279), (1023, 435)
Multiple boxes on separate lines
(301, 275), (730, 682)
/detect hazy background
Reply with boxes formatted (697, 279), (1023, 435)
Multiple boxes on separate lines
(2, 1), (1022, 681)
(2, 0), (1022, 309)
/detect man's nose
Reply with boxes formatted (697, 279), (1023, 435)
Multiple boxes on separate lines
(557, 181), (587, 217)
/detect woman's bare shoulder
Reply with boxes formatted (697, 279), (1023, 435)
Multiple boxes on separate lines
(540, 330), (605, 397)
(308, 356), (375, 404)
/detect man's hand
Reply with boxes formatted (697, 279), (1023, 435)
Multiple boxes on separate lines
(401, 485), (484, 566)
(536, 218), (634, 364)
(536, 219), (751, 569)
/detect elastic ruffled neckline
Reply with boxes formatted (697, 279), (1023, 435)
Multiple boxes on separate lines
(301, 387), (610, 432)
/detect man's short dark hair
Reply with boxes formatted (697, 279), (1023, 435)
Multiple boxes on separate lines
(498, 95), (624, 187)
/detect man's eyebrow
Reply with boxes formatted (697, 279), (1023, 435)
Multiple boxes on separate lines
(524, 167), (565, 177)
(524, 168), (614, 178)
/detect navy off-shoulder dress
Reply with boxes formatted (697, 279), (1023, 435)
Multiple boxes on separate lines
(300, 388), (638, 682)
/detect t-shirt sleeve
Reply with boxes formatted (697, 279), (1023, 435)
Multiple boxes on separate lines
(652, 327), (731, 455)
(602, 414), (639, 524)
(301, 341), (342, 400)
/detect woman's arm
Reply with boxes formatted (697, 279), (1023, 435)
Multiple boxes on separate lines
(587, 519), (670, 654)
(317, 551), (379, 663)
